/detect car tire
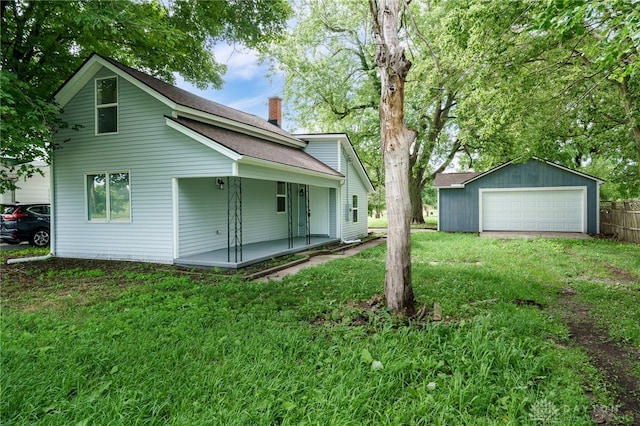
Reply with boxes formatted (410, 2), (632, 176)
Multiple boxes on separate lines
(30, 229), (50, 247)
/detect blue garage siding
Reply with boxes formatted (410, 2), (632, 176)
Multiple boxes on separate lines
(439, 160), (600, 234)
(439, 187), (477, 232)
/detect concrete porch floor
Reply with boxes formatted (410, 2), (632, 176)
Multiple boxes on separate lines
(174, 236), (340, 269)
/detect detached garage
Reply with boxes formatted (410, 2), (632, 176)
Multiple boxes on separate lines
(435, 159), (603, 234)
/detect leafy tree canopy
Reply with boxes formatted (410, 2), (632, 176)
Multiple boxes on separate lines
(270, 0), (639, 203)
(269, 0), (552, 221)
(461, 0), (640, 198)
(0, 0), (291, 193)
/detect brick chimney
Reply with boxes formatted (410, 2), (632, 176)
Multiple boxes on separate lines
(268, 96), (282, 127)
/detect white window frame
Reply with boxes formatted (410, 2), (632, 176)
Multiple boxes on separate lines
(85, 171), (131, 223)
(352, 194), (358, 223)
(95, 76), (118, 135)
(276, 181), (287, 213)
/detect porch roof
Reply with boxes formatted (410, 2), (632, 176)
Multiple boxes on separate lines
(169, 116), (344, 178)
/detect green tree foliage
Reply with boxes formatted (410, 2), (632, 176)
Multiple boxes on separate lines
(268, 0), (546, 222)
(0, 0), (291, 193)
(459, 0), (639, 198)
(271, 0), (465, 223)
(537, 0), (640, 198)
(271, 0), (639, 207)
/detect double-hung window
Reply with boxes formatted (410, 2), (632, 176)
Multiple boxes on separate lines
(276, 181), (286, 213)
(96, 77), (118, 134)
(352, 195), (358, 222)
(86, 172), (131, 222)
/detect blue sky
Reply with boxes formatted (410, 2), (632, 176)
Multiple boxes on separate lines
(176, 43), (295, 131)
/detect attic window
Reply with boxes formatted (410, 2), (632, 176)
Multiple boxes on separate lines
(96, 77), (118, 134)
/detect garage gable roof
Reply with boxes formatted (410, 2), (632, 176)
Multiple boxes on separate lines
(435, 158), (604, 188)
(434, 172), (482, 188)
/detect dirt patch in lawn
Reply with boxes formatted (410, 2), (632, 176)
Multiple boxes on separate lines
(576, 266), (640, 287)
(554, 288), (640, 425)
(606, 265), (640, 285)
(1, 257), (231, 311)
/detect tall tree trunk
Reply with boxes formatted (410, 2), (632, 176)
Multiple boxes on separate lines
(409, 173), (425, 224)
(370, 0), (416, 315)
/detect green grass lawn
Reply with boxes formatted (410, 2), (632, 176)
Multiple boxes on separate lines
(368, 215), (438, 229)
(1, 234), (638, 425)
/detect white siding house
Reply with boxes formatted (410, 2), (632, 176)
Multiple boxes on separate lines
(51, 54), (373, 268)
(298, 134), (373, 241)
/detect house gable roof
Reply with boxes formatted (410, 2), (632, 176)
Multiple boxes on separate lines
(435, 158), (604, 188)
(54, 53), (305, 149)
(295, 133), (375, 193)
(168, 117), (343, 178)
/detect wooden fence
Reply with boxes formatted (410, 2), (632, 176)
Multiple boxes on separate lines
(600, 200), (640, 243)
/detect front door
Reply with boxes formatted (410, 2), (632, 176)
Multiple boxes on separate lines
(309, 186), (329, 236)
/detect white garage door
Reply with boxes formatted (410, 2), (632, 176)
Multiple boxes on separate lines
(481, 189), (584, 232)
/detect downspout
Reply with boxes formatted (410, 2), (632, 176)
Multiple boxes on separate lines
(7, 254), (54, 265)
(343, 146), (351, 223)
(346, 155), (350, 220)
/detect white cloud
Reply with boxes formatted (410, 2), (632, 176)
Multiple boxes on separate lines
(212, 43), (263, 81)
(171, 45), (293, 129)
(225, 93), (268, 113)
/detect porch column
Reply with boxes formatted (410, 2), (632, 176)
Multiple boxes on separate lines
(227, 176), (242, 262)
(305, 184), (311, 245)
(287, 182), (294, 248)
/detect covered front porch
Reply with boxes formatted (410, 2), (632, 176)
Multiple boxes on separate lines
(174, 176), (339, 268)
(175, 235), (339, 269)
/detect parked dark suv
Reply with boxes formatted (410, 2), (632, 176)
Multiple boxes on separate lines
(1, 204), (51, 247)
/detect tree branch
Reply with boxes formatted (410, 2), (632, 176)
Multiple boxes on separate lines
(406, 5), (443, 79)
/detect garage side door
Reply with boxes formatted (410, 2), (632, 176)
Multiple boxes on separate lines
(481, 189), (584, 232)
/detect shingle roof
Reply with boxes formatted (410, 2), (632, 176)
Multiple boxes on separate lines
(433, 172), (482, 187)
(99, 55), (300, 144)
(170, 117), (343, 177)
